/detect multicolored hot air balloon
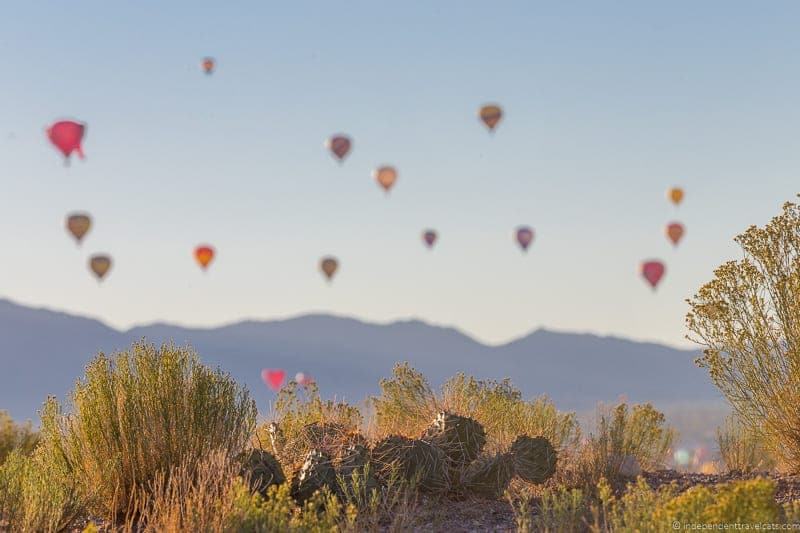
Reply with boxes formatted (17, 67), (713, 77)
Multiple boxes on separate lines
(515, 226), (534, 252)
(295, 372), (314, 386)
(665, 222), (685, 247)
(325, 134), (352, 163)
(640, 260), (665, 290)
(373, 166), (397, 193)
(479, 104), (503, 132)
(202, 57), (215, 75)
(422, 229), (438, 249)
(261, 369), (285, 392)
(47, 120), (86, 163)
(194, 245), (215, 271)
(667, 187), (684, 207)
(320, 256), (339, 281)
(65, 213), (91, 245)
(89, 254), (112, 282)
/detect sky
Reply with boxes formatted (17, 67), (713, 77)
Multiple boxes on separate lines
(1, 1), (799, 348)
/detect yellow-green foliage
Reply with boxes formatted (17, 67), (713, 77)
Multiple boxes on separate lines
(580, 403), (675, 486)
(687, 198), (800, 471)
(372, 363), (580, 453)
(531, 486), (590, 533)
(0, 410), (39, 464)
(716, 415), (776, 473)
(39, 341), (257, 520)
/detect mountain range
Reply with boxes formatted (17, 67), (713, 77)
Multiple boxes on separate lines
(0, 298), (721, 423)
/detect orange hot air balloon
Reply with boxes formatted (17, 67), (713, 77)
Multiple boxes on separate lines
(194, 245), (215, 271)
(89, 254), (112, 282)
(46, 120), (86, 163)
(65, 213), (92, 245)
(667, 187), (684, 206)
(325, 134), (352, 162)
(202, 57), (215, 75)
(665, 222), (685, 247)
(640, 260), (665, 290)
(478, 104), (503, 132)
(320, 256), (339, 281)
(373, 166), (397, 193)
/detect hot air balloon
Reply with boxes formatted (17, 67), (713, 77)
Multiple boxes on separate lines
(515, 226), (534, 252)
(667, 187), (684, 206)
(261, 369), (285, 392)
(479, 104), (503, 132)
(665, 222), (685, 247)
(295, 372), (314, 386)
(47, 120), (86, 163)
(325, 134), (352, 163)
(65, 213), (91, 245)
(89, 254), (112, 282)
(373, 166), (397, 193)
(422, 229), (438, 249)
(320, 256), (339, 281)
(202, 57), (215, 75)
(194, 245), (215, 271)
(640, 260), (665, 290)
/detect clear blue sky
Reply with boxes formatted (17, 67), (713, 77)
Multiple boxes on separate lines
(1, 1), (798, 347)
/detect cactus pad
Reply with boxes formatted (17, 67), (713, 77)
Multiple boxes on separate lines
(421, 411), (487, 471)
(462, 452), (515, 498)
(510, 435), (557, 484)
(372, 435), (448, 492)
(291, 449), (337, 504)
(241, 448), (286, 496)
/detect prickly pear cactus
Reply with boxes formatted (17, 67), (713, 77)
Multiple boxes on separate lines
(510, 435), (557, 484)
(372, 435), (448, 493)
(421, 411), (487, 472)
(462, 453), (515, 498)
(291, 449), (337, 504)
(337, 443), (379, 496)
(241, 448), (286, 497)
(268, 422), (285, 457)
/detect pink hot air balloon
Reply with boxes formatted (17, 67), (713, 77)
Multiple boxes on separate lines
(325, 134), (352, 163)
(47, 120), (86, 163)
(640, 260), (666, 290)
(295, 372), (314, 386)
(422, 229), (438, 249)
(261, 369), (286, 392)
(515, 226), (534, 252)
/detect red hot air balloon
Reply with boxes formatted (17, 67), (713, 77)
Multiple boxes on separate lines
(422, 229), (438, 249)
(665, 222), (685, 247)
(202, 57), (215, 75)
(47, 120), (86, 163)
(261, 369), (286, 392)
(194, 245), (215, 271)
(325, 134), (352, 163)
(640, 260), (665, 290)
(516, 226), (534, 252)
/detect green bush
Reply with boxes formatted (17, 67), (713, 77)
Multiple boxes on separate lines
(716, 415), (776, 473)
(0, 410), (39, 464)
(39, 341), (257, 520)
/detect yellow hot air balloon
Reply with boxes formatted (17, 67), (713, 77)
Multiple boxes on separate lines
(373, 166), (397, 193)
(66, 212), (91, 245)
(320, 256), (338, 281)
(667, 187), (684, 206)
(89, 254), (112, 282)
(478, 104), (503, 132)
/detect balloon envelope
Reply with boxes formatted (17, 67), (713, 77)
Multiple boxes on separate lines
(89, 255), (112, 281)
(320, 256), (339, 281)
(202, 57), (215, 74)
(66, 213), (91, 244)
(47, 120), (86, 161)
(295, 372), (314, 386)
(665, 222), (685, 247)
(667, 187), (684, 206)
(422, 230), (437, 249)
(373, 166), (397, 192)
(516, 226), (534, 251)
(640, 260), (665, 290)
(479, 104), (503, 131)
(194, 245), (215, 270)
(261, 369), (285, 392)
(325, 134), (352, 162)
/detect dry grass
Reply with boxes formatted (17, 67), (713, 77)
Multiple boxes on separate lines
(716, 415), (777, 474)
(0, 411), (39, 465)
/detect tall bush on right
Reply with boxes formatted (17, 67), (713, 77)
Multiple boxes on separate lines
(687, 198), (800, 470)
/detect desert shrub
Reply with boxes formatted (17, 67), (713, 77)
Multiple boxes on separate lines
(39, 341), (257, 520)
(591, 476), (674, 532)
(527, 486), (590, 533)
(687, 198), (800, 471)
(0, 410), (39, 464)
(371, 364), (580, 453)
(716, 415), (776, 473)
(573, 403), (675, 488)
